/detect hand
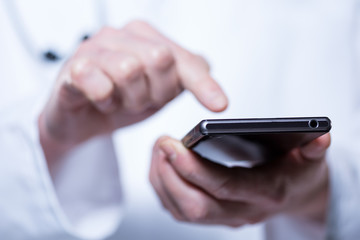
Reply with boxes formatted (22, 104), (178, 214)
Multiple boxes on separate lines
(150, 133), (331, 227)
(39, 21), (228, 163)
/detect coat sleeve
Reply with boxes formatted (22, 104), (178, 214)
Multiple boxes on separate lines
(0, 94), (123, 240)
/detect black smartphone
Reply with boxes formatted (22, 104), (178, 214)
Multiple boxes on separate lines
(182, 117), (331, 168)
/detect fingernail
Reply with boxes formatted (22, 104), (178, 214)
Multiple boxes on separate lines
(160, 143), (177, 162)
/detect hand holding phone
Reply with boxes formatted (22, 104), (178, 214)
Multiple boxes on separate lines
(150, 127), (331, 227)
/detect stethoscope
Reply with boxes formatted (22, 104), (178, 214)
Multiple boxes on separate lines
(3, 0), (107, 63)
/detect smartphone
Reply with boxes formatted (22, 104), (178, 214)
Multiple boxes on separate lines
(182, 117), (331, 168)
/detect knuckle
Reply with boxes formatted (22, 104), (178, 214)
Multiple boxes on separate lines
(70, 58), (94, 82)
(70, 58), (114, 103)
(148, 45), (174, 69)
(116, 57), (143, 84)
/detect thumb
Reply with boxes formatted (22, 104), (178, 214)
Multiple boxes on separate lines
(300, 133), (331, 161)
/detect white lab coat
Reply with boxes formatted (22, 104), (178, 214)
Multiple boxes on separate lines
(0, 0), (360, 239)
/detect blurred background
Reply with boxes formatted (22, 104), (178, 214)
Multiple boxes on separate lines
(1, 0), (358, 239)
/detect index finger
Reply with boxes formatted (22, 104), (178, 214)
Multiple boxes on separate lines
(123, 20), (228, 112)
(176, 52), (229, 112)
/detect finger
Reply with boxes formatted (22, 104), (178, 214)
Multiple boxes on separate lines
(56, 70), (88, 110)
(116, 38), (180, 106)
(157, 136), (286, 206)
(150, 146), (185, 221)
(300, 133), (331, 161)
(159, 160), (247, 226)
(120, 39), (180, 106)
(69, 58), (116, 113)
(92, 28), (181, 106)
(176, 53), (228, 112)
(153, 139), (264, 226)
(140, 44), (180, 106)
(96, 51), (150, 112)
(123, 21), (228, 112)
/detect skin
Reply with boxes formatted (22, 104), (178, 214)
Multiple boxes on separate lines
(150, 133), (331, 226)
(38, 20), (228, 166)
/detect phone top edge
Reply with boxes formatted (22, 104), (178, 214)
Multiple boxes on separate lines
(182, 121), (207, 147)
(199, 120), (210, 135)
(200, 117), (331, 134)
